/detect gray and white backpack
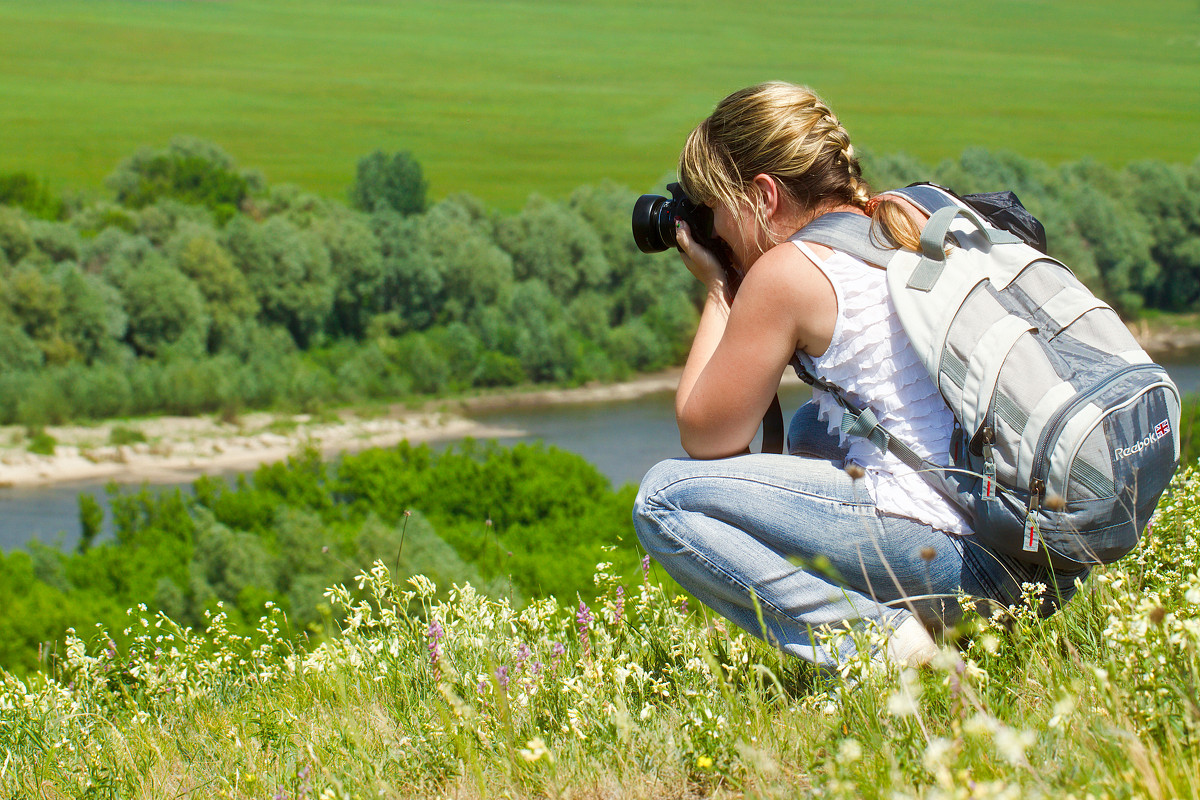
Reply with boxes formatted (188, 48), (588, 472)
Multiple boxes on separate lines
(790, 184), (1181, 570)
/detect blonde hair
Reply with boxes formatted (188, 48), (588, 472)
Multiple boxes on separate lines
(679, 82), (919, 252)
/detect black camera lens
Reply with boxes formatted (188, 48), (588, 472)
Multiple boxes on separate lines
(631, 193), (676, 253)
(631, 182), (715, 254)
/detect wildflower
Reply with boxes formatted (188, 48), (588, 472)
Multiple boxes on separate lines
(641, 554), (651, 580)
(696, 755), (714, 769)
(887, 668), (923, 717)
(427, 619), (444, 677)
(495, 665), (510, 690)
(887, 690), (920, 717)
(994, 725), (1035, 765)
(837, 738), (862, 764)
(577, 601), (594, 659)
(516, 642), (531, 668)
(519, 737), (553, 762)
(550, 641), (565, 672)
(1186, 583), (1200, 605)
(923, 737), (955, 771)
(1048, 695), (1076, 728)
(614, 585), (625, 626)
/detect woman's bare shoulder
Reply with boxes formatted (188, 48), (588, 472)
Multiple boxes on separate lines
(735, 240), (838, 355)
(739, 239), (833, 304)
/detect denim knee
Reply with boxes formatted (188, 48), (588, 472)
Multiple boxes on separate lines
(632, 458), (685, 552)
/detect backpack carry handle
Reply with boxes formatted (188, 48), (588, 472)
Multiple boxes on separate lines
(909, 205), (1022, 291)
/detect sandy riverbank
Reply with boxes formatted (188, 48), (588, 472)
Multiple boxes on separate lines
(0, 315), (1192, 491)
(0, 369), (692, 489)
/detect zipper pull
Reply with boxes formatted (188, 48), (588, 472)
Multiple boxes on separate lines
(1023, 479), (1044, 553)
(981, 427), (997, 502)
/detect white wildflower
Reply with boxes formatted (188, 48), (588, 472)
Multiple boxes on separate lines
(518, 737), (553, 762)
(994, 725), (1035, 765)
(923, 736), (955, 771)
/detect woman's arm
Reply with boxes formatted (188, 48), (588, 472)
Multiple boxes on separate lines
(674, 231), (838, 459)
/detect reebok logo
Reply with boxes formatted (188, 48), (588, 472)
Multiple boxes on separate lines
(1113, 419), (1171, 461)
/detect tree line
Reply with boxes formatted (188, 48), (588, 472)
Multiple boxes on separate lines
(0, 138), (695, 425)
(0, 139), (1197, 426)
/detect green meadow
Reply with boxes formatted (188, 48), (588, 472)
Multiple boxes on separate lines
(1, 0), (1198, 210)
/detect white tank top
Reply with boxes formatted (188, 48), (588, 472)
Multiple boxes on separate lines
(792, 241), (972, 535)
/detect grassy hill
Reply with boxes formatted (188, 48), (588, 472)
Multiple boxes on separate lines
(1, 0), (1197, 209)
(3, 464), (1198, 797)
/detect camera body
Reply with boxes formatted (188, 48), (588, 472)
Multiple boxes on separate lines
(631, 182), (720, 255)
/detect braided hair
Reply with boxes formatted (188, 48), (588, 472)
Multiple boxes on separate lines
(679, 82), (873, 248)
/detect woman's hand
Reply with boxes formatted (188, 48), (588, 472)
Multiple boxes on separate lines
(675, 219), (730, 291)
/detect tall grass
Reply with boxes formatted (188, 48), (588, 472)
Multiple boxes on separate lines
(2, 464), (1198, 797)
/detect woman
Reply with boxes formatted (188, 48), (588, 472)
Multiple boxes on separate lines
(632, 82), (1082, 668)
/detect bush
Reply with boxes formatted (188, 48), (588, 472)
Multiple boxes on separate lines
(25, 427), (56, 455)
(0, 172), (64, 220)
(109, 426), (147, 446)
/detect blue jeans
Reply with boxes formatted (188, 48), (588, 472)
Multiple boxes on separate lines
(633, 402), (1086, 667)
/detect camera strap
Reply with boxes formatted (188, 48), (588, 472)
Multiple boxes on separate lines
(762, 394), (784, 454)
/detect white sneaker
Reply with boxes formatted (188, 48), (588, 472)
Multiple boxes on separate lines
(885, 616), (938, 667)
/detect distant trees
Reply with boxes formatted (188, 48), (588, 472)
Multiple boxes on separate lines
(107, 137), (258, 223)
(0, 140), (1194, 426)
(349, 149), (427, 216)
(861, 148), (1200, 316)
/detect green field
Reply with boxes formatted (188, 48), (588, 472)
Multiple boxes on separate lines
(1, 0), (1198, 209)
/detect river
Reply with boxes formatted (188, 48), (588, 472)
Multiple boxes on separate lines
(3, 354), (1198, 552)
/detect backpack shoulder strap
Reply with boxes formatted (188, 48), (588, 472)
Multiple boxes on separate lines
(788, 212), (895, 268)
(889, 183), (962, 214)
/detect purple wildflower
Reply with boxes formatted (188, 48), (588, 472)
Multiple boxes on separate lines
(577, 601), (594, 659)
(495, 665), (510, 690)
(641, 554), (651, 580)
(577, 601), (593, 630)
(550, 641), (565, 672)
(426, 619), (444, 680)
(516, 642), (531, 669)
(614, 585), (626, 626)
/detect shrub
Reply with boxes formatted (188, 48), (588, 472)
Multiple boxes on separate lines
(25, 427), (56, 455)
(108, 426), (147, 446)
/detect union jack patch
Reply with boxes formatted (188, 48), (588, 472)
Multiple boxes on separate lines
(1155, 419), (1171, 438)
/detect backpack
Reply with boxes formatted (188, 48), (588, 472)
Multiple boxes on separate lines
(786, 184), (1182, 570)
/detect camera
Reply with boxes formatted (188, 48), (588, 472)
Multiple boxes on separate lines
(631, 182), (719, 255)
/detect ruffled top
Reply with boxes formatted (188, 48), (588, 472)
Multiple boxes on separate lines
(792, 241), (972, 535)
